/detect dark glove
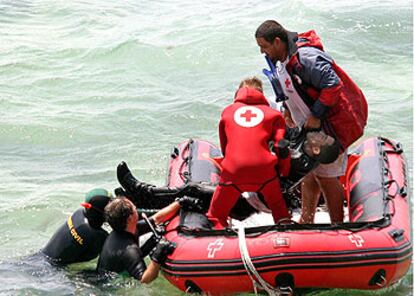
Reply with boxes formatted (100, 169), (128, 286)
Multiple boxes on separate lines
(140, 234), (158, 257)
(150, 238), (176, 265)
(176, 196), (204, 212)
(275, 139), (290, 159)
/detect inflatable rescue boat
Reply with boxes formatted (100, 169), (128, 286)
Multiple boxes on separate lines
(159, 137), (412, 294)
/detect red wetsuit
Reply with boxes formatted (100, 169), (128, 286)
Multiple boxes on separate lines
(207, 87), (291, 227)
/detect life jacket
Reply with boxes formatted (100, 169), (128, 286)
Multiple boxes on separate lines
(286, 30), (368, 150)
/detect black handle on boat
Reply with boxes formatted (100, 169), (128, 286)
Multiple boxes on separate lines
(142, 213), (162, 239)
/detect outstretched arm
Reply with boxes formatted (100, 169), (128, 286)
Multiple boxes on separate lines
(151, 201), (181, 225)
(140, 261), (161, 284)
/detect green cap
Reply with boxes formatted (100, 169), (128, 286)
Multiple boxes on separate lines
(85, 188), (112, 203)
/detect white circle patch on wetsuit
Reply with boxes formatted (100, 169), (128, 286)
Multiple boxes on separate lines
(233, 106), (264, 128)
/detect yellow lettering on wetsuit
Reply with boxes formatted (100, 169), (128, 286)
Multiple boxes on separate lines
(67, 216), (84, 245)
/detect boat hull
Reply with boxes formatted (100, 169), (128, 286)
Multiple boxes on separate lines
(162, 137), (412, 294)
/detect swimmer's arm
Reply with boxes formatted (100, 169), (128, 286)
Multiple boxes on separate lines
(124, 248), (160, 284)
(140, 261), (161, 284)
(152, 201), (181, 225)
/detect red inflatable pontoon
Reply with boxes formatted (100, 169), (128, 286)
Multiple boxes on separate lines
(161, 137), (412, 295)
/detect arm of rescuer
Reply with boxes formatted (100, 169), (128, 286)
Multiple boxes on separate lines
(301, 53), (343, 130)
(140, 237), (175, 284)
(140, 201), (181, 283)
(272, 114), (291, 177)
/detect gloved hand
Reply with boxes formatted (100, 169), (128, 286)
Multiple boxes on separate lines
(176, 196), (204, 212)
(150, 237), (176, 265)
(273, 139), (290, 159)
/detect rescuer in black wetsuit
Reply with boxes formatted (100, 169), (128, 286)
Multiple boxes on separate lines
(41, 188), (112, 265)
(97, 196), (199, 283)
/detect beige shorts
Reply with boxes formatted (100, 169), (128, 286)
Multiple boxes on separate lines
(312, 151), (348, 178)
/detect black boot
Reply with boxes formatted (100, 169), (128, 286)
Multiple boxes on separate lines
(117, 162), (155, 200)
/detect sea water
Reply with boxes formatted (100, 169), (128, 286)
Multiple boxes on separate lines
(0, 0), (412, 295)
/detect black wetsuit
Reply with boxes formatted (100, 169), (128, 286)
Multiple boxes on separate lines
(41, 208), (108, 265)
(97, 219), (157, 280)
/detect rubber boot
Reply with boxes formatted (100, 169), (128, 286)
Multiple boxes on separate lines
(117, 161), (155, 199)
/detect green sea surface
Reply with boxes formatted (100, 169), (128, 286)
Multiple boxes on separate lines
(0, 0), (412, 295)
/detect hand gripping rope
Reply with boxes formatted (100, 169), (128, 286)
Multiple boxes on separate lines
(238, 226), (291, 296)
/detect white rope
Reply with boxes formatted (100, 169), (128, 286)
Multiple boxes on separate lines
(238, 225), (281, 296)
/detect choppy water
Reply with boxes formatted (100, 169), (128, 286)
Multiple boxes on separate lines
(0, 0), (412, 295)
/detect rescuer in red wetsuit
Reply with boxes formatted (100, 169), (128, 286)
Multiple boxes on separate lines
(206, 77), (291, 227)
(255, 20), (368, 223)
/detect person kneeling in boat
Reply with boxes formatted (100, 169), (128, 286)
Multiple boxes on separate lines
(206, 77), (291, 228)
(41, 188), (112, 265)
(97, 195), (198, 283)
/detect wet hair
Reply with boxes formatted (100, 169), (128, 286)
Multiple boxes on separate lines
(104, 198), (135, 232)
(314, 140), (340, 164)
(255, 20), (288, 43)
(238, 77), (263, 92)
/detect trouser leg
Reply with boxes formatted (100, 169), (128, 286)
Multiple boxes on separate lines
(260, 178), (290, 223)
(206, 184), (240, 227)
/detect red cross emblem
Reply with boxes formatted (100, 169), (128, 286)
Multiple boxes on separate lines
(240, 109), (257, 122)
(285, 78), (291, 89)
(348, 234), (364, 248)
(234, 106), (264, 128)
(207, 239), (224, 258)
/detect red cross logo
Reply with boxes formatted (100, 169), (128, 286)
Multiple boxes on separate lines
(234, 106), (264, 128)
(207, 239), (224, 258)
(348, 234), (364, 248)
(285, 78), (291, 89)
(240, 109), (257, 122)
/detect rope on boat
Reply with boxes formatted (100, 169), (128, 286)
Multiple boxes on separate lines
(238, 225), (282, 296)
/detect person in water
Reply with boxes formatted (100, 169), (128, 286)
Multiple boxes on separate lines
(41, 188), (112, 265)
(206, 77), (291, 227)
(97, 196), (196, 283)
(255, 20), (368, 223)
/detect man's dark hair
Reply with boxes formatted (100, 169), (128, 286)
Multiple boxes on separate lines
(255, 20), (288, 43)
(315, 141), (340, 164)
(104, 198), (134, 232)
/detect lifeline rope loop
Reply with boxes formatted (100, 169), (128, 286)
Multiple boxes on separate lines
(238, 226), (281, 296)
